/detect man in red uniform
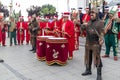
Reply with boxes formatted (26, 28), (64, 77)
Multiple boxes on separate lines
(25, 16), (31, 45)
(72, 18), (80, 50)
(1, 21), (8, 46)
(36, 16), (44, 36)
(0, 14), (7, 46)
(51, 15), (60, 37)
(61, 12), (75, 60)
(82, 7), (90, 37)
(0, 16), (3, 46)
(58, 13), (64, 29)
(43, 16), (52, 36)
(0, 13), (4, 62)
(16, 16), (25, 45)
(117, 3), (120, 40)
(118, 3), (120, 17)
(0, 23), (2, 45)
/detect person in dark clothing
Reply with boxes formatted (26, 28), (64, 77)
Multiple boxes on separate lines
(97, 6), (103, 20)
(81, 7), (104, 80)
(102, 6), (109, 21)
(78, 7), (84, 24)
(29, 16), (40, 53)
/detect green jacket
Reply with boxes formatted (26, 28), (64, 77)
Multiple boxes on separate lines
(105, 19), (120, 34)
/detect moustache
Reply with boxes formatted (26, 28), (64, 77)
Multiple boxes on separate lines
(90, 15), (94, 16)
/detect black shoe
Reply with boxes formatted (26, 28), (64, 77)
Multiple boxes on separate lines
(82, 70), (92, 76)
(0, 59), (4, 63)
(29, 49), (34, 51)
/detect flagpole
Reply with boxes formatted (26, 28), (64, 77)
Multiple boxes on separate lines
(9, 0), (13, 17)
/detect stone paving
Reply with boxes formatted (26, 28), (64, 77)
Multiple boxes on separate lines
(0, 37), (120, 80)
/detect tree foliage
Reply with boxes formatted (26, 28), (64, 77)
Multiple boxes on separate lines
(26, 5), (41, 16)
(26, 4), (57, 17)
(0, 2), (9, 18)
(41, 4), (56, 17)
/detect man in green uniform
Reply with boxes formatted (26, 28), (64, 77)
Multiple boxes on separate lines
(9, 17), (17, 46)
(102, 7), (120, 61)
(29, 15), (40, 53)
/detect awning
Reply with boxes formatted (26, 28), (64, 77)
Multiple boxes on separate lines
(108, 0), (120, 6)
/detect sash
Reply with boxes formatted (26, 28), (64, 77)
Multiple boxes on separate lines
(83, 14), (88, 23)
(54, 22), (57, 29)
(104, 19), (113, 33)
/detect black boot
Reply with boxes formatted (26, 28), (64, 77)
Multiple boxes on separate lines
(29, 48), (34, 51)
(82, 65), (92, 76)
(0, 59), (4, 63)
(96, 67), (102, 80)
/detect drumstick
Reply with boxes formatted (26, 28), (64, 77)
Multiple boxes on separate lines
(42, 29), (44, 36)
(55, 31), (60, 37)
(60, 31), (71, 37)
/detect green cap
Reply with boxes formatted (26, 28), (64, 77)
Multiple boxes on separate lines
(109, 6), (118, 15)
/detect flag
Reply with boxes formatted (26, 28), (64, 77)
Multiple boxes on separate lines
(16, 3), (20, 7)
(67, 0), (70, 12)
(18, 4), (20, 7)
(19, 10), (21, 17)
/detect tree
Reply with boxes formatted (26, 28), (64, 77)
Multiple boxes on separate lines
(41, 4), (56, 17)
(26, 4), (57, 17)
(26, 5), (41, 16)
(0, 1), (9, 18)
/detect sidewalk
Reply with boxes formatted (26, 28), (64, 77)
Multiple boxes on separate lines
(0, 37), (120, 80)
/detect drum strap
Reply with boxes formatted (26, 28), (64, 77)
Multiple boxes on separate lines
(84, 14), (88, 22)
(46, 22), (49, 28)
(62, 22), (66, 31)
(20, 22), (23, 29)
(54, 22), (57, 28)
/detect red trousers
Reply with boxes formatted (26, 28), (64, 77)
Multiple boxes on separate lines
(2, 32), (6, 46)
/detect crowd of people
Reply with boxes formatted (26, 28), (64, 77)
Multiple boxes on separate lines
(0, 4), (120, 80)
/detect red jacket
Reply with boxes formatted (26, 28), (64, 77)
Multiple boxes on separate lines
(82, 14), (90, 23)
(61, 20), (75, 51)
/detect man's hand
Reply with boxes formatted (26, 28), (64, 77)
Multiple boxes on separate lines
(99, 39), (104, 45)
(83, 22), (88, 25)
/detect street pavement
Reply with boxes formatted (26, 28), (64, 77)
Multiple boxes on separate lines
(0, 37), (120, 80)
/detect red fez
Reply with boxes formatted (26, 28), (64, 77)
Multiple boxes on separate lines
(28, 16), (31, 19)
(63, 12), (70, 17)
(45, 16), (49, 19)
(28, 16), (31, 20)
(54, 15), (58, 19)
(36, 16), (40, 20)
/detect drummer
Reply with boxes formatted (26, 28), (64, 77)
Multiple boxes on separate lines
(51, 15), (60, 37)
(60, 12), (75, 60)
(43, 16), (52, 36)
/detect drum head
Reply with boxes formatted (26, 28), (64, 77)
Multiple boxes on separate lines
(48, 37), (67, 40)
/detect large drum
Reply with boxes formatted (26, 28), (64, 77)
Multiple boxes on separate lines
(36, 36), (54, 61)
(46, 37), (68, 65)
